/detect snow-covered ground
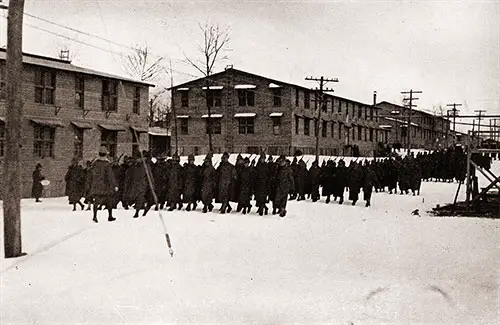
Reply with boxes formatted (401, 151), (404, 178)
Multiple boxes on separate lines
(1, 162), (499, 324)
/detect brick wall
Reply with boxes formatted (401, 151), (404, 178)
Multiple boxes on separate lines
(0, 63), (150, 198)
(172, 69), (382, 157)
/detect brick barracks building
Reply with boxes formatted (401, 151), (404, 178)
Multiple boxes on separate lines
(0, 49), (152, 198)
(375, 101), (452, 150)
(170, 68), (390, 157)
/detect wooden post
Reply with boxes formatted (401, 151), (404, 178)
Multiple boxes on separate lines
(466, 145), (471, 204)
(3, 0), (26, 258)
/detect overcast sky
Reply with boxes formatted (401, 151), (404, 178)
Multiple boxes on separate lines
(1, 0), (499, 131)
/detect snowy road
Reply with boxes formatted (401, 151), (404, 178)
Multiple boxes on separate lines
(1, 174), (499, 324)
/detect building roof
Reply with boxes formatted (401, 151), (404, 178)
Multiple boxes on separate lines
(375, 101), (444, 119)
(0, 48), (154, 87)
(170, 67), (379, 108)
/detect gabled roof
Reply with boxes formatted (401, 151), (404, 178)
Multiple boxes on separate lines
(0, 48), (154, 87)
(170, 67), (378, 108)
(375, 101), (444, 118)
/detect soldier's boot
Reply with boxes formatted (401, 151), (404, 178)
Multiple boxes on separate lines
(339, 197), (344, 204)
(264, 205), (269, 215)
(154, 204), (159, 211)
(133, 209), (140, 218)
(78, 201), (85, 210)
(92, 216), (98, 223)
(202, 205), (208, 213)
(365, 200), (371, 207)
(352, 200), (357, 206)
(143, 205), (152, 216)
(258, 206), (263, 216)
(272, 208), (277, 215)
(178, 202), (183, 210)
(86, 205), (92, 211)
(168, 205), (176, 211)
(279, 209), (287, 218)
(326, 196), (330, 204)
(209, 204), (214, 212)
(73, 204), (77, 211)
(236, 204), (242, 212)
(220, 203), (227, 214)
(242, 207), (247, 215)
(186, 203), (191, 212)
(193, 202), (198, 211)
(108, 210), (116, 222)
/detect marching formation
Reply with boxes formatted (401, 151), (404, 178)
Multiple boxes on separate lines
(57, 146), (477, 223)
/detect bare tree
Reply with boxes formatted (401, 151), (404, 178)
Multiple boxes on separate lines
(184, 22), (230, 152)
(123, 44), (165, 82)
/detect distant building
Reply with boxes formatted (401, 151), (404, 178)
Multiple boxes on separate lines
(170, 68), (389, 157)
(0, 49), (153, 198)
(148, 126), (171, 157)
(375, 101), (452, 150)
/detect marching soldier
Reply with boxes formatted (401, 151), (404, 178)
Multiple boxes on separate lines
(217, 152), (237, 214)
(89, 146), (118, 223)
(183, 154), (198, 211)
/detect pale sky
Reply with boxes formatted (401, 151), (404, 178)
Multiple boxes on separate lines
(1, 0), (499, 132)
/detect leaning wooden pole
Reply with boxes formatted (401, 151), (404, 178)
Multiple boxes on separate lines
(3, 0), (25, 258)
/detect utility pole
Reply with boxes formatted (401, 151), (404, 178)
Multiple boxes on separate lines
(446, 103), (461, 134)
(401, 89), (422, 153)
(3, 0), (26, 258)
(168, 61), (178, 155)
(475, 110), (486, 145)
(305, 76), (338, 161)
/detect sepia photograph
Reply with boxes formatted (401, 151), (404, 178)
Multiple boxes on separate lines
(1, 0), (499, 324)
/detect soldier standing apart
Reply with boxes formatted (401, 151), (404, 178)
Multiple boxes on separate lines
(31, 163), (44, 203)
(89, 146), (118, 223)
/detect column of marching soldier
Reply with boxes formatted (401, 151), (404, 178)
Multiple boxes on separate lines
(60, 145), (492, 223)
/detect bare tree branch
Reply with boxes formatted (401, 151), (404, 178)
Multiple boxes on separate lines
(123, 44), (166, 82)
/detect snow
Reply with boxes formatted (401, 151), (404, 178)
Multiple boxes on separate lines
(1, 162), (499, 324)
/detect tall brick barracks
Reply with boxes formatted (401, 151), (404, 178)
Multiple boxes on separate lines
(1, 51), (455, 198)
(170, 68), (452, 157)
(0, 49), (152, 198)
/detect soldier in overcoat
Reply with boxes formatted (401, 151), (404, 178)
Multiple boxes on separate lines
(31, 163), (44, 203)
(348, 161), (364, 205)
(217, 152), (237, 214)
(254, 154), (270, 216)
(167, 154), (183, 211)
(201, 155), (216, 213)
(237, 157), (253, 214)
(183, 154), (198, 211)
(89, 146), (118, 223)
(273, 156), (295, 217)
(65, 158), (85, 210)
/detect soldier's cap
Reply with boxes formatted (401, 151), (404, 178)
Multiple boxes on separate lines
(99, 146), (109, 155)
(188, 154), (195, 161)
(222, 152), (230, 159)
(243, 157), (250, 163)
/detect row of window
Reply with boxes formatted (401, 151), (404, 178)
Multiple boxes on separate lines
(295, 116), (385, 142)
(0, 63), (142, 114)
(0, 123), (140, 160)
(177, 116), (283, 136)
(179, 87), (379, 122)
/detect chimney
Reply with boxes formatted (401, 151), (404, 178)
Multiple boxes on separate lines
(373, 91), (377, 106)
